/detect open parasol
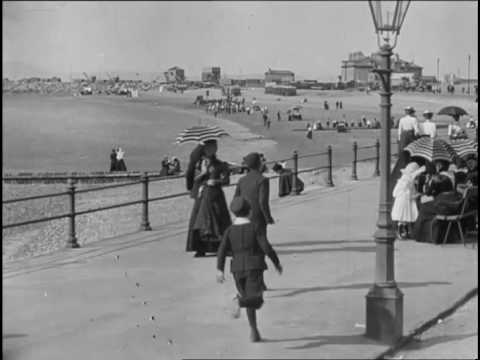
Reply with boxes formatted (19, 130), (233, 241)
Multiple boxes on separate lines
(448, 139), (478, 159)
(404, 137), (457, 163)
(437, 106), (468, 117)
(175, 125), (229, 144)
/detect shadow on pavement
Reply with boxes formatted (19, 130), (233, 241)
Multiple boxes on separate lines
(2, 334), (27, 339)
(277, 246), (376, 255)
(403, 333), (477, 351)
(263, 333), (376, 349)
(274, 239), (370, 247)
(270, 281), (452, 298)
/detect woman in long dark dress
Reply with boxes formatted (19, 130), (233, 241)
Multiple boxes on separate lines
(186, 140), (232, 257)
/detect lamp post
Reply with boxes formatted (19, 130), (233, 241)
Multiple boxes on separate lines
(437, 57), (440, 93)
(366, 0), (410, 345)
(467, 54), (471, 95)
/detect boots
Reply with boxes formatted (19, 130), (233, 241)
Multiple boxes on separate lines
(246, 308), (261, 342)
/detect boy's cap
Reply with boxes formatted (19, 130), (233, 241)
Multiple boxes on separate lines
(243, 152), (261, 169)
(230, 196), (251, 216)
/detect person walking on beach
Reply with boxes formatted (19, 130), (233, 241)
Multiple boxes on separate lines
(110, 148), (118, 172)
(266, 117), (271, 129)
(185, 140), (232, 257)
(339, 101), (343, 109)
(306, 124), (313, 139)
(116, 147), (127, 171)
(262, 112), (268, 127)
(217, 196), (283, 342)
(277, 111), (281, 122)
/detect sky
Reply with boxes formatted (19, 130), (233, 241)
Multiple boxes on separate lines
(3, 1), (478, 81)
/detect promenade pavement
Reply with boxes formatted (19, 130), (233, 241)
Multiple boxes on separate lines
(3, 177), (478, 359)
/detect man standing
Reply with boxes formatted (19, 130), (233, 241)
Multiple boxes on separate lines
(235, 152), (275, 290)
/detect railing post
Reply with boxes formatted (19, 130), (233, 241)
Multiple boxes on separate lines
(352, 141), (358, 180)
(327, 145), (334, 187)
(291, 150), (299, 195)
(374, 138), (380, 176)
(67, 178), (80, 248)
(140, 172), (152, 231)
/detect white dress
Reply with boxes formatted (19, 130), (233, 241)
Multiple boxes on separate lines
(391, 167), (425, 222)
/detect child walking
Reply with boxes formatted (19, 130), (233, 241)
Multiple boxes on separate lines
(392, 162), (426, 239)
(217, 196), (283, 342)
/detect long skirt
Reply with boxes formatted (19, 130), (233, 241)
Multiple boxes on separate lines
(234, 270), (264, 309)
(186, 185), (232, 253)
(117, 159), (127, 171)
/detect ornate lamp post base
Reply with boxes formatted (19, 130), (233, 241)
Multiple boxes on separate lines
(366, 284), (403, 344)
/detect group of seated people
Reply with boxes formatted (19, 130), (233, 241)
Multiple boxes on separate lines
(404, 156), (478, 244)
(160, 156), (182, 177)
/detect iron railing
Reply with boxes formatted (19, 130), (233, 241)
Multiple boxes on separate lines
(3, 139), (390, 247)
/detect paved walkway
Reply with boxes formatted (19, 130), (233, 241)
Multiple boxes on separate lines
(386, 296), (478, 360)
(3, 178), (478, 359)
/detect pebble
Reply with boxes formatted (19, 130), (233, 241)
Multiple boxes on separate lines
(136, 282), (141, 288)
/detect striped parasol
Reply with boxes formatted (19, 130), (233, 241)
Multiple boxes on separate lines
(448, 139), (478, 159)
(404, 137), (457, 163)
(175, 125), (229, 144)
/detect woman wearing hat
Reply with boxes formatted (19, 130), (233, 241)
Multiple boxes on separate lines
(419, 110), (437, 138)
(185, 139), (232, 257)
(391, 106), (420, 194)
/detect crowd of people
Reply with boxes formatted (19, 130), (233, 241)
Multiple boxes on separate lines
(390, 105), (478, 244)
(160, 156), (182, 177)
(392, 156), (477, 243)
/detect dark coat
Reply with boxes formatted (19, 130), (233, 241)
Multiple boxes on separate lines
(413, 191), (463, 244)
(234, 170), (274, 235)
(110, 151), (117, 172)
(185, 144), (205, 199)
(278, 169), (304, 197)
(217, 222), (280, 273)
(186, 156), (232, 253)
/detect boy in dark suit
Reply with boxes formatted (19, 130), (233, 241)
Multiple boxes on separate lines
(217, 197), (283, 342)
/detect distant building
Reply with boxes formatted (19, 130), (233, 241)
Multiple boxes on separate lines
(231, 78), (265, 88)
(265, 69), (295, 85)
(201, 67), (221, 83)
(164, 66), (185, 83)
(265, 83), (297, 96)
(341, 51), (423, 86)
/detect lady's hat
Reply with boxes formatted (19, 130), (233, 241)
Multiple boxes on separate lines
(404, 106), (416, 114)
(230, 196), (251, 217)
(400, 162), (420, 175)
(423, 110), (433, 117)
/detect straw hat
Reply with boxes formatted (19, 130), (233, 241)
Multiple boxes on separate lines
(404, 106), (416, 114)
(423, 110), (433, 117)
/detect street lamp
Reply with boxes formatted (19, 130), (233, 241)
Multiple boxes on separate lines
(467, 54), (471, 95)
(366, 0), (410, 344)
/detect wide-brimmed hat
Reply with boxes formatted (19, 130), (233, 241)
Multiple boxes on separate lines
(423, 110), (433, 117)
(230, 196), (251, 217)
(400, 162), (420, 175)
(243, 152), (261, 170)
(404, 106), (416, 113)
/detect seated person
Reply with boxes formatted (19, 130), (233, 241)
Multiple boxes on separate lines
(160, 156), (170, 177)
(272, 163), (304, 197)
(413, 174), (465, 244)
(168, 157), (181, 175)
